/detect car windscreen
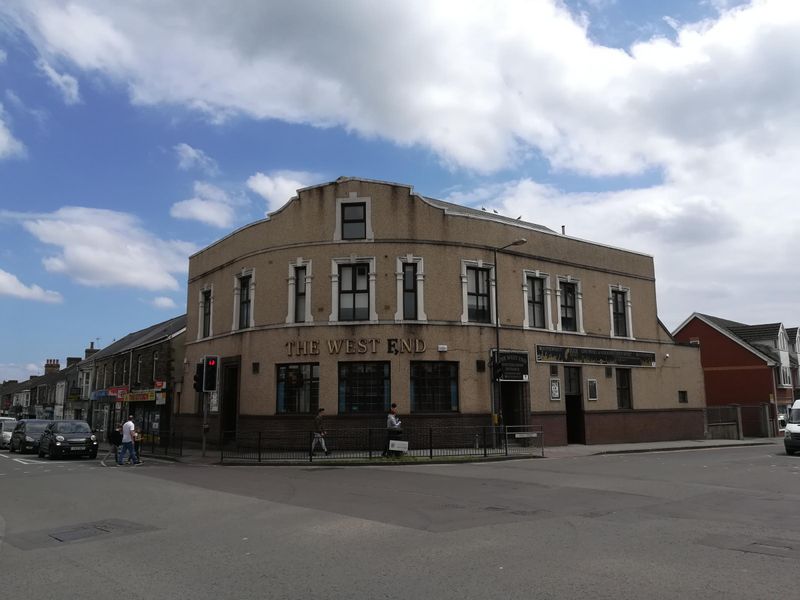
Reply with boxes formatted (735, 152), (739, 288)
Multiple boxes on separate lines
(25, 422), (49, 433)
(56, 422), (92, 434)
(790, 409), (800, 424)
(1, 421), (15, 431)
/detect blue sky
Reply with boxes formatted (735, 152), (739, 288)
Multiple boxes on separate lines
(0, 0), (796, 381)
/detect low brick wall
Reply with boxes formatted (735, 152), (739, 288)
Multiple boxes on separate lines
(584, 408), (704, 444)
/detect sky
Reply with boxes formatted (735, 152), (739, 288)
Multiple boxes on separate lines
(1, 0), (797, 382)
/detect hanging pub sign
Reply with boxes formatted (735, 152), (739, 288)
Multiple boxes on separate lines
(492, 350), (529, 381)
(536, 345), (656, 367)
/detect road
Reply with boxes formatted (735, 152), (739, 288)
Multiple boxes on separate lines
(1, 443), (798, 599)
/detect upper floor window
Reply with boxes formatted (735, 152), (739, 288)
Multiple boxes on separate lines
(342, 203), (366, 240)
(202, 289), (212, 338)
(152, 351), (159, 382)
(329, 257), (376, 323)
(527, 276), (546, 328)
(611, 288), (629, 337)
(556, 276), (584, 334)
(339, 263), (370, 321)
(780, 366), (792, 387)
(467, 266), (491, 323)
(334, 193), (373, 241)
(295, 266), (307, 323)
(395, 255), (427, 322)
(402, 262), (417, 320)
(560, 281), (577, 332)
(233, 269), (255, 331)
(286, 259), (313, 325)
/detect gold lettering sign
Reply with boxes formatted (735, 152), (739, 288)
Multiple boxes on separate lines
(285, 338), (426, 357)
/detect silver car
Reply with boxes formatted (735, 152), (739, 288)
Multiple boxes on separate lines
(0, 418), (16, 449)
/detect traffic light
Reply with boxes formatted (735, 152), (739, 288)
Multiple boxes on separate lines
(193, 363), (203, 393)
(203, 355), (218, 392)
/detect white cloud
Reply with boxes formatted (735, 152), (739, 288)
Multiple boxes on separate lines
(170, 181), (237, 228)
(21, 207), (195, 291)
(174, 142), (219, 175)
(4, 0), (800, 326)
(0, 362), (42, 382)
(151, 296), (177, 309)
(246, 170), (316, 212)
(0, 48), (6, 62)
(36, 59), (81, 105)
(0, 267), (62, 302)
(0, 102), (26, 159)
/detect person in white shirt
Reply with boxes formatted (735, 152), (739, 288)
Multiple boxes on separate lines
(118, 415), (141, 465)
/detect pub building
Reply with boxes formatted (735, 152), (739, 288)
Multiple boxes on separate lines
(177, 177), (705, 445)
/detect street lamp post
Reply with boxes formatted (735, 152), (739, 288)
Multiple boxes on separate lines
(492, 238), (527, 428)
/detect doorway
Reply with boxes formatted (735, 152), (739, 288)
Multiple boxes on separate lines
(500, 381), (529, 428)
(564, 366), (585, 444)
(221, 361), (239, 440)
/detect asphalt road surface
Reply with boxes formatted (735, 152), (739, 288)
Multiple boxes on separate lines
(1, 443), (798, 599)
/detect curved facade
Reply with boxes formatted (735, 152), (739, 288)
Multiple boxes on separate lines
(177, 177), (705, 445)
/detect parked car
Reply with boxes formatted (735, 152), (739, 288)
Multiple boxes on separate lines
(38, 420), (98, 459)
(0, 418), (16, 448)
(8, 419), (51, 454)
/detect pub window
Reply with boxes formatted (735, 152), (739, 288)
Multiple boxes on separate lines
(527, 276), (546, 328)
(467, 266), (491, 323)
(410, 361), (459, 413)
(294, 266), (307, 323)
(276, 363), (319, 414)
(678, 390), (688, 403)
(616, 368), (632, 409)
(560, 281), (577, 332)
(238, 275), (252, 329)
(610, 286), (632, 338)
(338, 362), (391, 414)
(339, 263), (370, 321)
(341, 202), (366, 240)
(202, 289), (212, 338)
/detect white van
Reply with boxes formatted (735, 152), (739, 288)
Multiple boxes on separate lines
(783, 400), (800, 455)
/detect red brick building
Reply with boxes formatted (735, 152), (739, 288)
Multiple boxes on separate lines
(673, 313), (796, 435)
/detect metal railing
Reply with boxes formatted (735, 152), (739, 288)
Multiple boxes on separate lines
(137, 430), (183, 457)
(219, 425), (545, 463)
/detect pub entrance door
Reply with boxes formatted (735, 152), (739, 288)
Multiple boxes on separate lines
(564, 366), (585, 444)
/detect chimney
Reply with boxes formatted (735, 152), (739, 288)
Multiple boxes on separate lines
(85, 341), (100, 359)
(66, 356), (82, 368)
(44, 359), (60, 375)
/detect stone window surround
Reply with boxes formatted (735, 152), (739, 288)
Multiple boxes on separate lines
(608, 283), (634, 340)
(334, 192), (374, 241)
(286, 258), (313, 324)
(555, 275), (586, 334)
(522, 269), (554, 330)
(329, 255), (378, 323)
(395, 254), (427, 322)
(232, 268), (256, 331)
(460, 258), (496, 324)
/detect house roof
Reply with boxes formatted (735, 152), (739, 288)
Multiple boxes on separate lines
(79, 314), (187, 366)
(684, 313), (781, 366)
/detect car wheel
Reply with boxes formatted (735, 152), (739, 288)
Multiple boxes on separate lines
(89, 451), (98, 460)
(38, 447), (45, 458)
(787, 448), (795, 456)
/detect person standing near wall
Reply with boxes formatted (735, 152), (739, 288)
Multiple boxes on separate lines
(104, 424), (122, 463)
(383, 403), (402, 457)
(311, 407), (330, 456)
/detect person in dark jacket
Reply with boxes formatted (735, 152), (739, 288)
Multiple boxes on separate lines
(104, 424), (122, 463)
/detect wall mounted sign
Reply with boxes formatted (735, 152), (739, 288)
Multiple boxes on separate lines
(285, 338), (426, 357)
(492, 350), (529, 381)
(550, 378), (561, 400)
(536, 345), (656, 368)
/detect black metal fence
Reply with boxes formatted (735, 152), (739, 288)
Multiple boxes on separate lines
(218, 425), (544, 463)
(137, 430), (184, 457)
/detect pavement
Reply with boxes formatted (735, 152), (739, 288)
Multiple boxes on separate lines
(133, 436), (782, 466)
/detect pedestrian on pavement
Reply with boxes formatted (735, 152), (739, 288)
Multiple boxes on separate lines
(383, 403), (402, 457)
(104, 423), (122, 463)
(311, 407), (330, 456)
(118, 415), (141, 465)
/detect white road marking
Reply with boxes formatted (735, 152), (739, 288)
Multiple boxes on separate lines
(13, 458), (48, 465)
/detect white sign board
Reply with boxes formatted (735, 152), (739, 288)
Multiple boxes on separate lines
(388, 440), (409, 453)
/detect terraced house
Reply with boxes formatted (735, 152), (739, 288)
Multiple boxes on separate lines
(178, 177), (704, 446)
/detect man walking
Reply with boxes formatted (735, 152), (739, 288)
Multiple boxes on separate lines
(104, 423), (122, 463)
(311, 407), (330, 456)
(118, 415), (141, 465)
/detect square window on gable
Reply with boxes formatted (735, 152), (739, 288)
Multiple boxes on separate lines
(341, 203), (366, 240)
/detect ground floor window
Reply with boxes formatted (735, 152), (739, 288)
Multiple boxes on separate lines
(338, 362), (390, 414)
(616, 368), (632, 409)
(276, 363), (319, 413)
(410, 361), (459, 412)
